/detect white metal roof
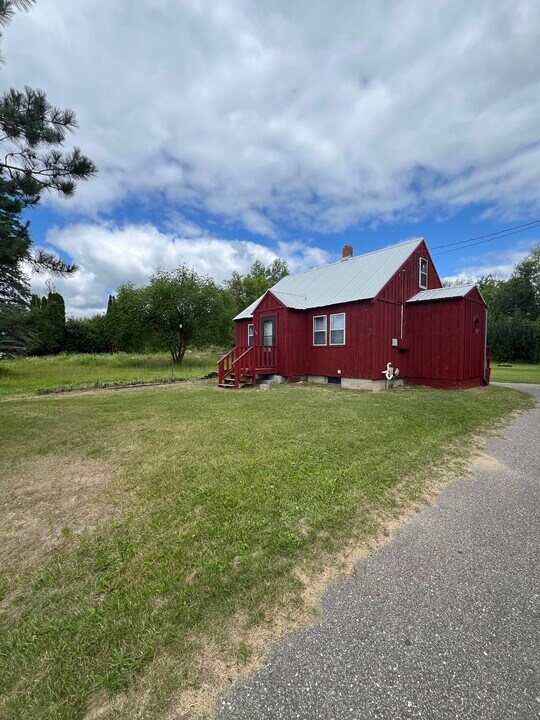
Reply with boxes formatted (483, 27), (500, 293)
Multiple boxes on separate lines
(234, 238), (423, 320)
(407, 284), (478, 303)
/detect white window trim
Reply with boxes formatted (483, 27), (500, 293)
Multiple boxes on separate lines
(247, 323), (254, 345)
(329, 312), (346, 346)
(419, 258), (428, 289)
(313, 315), (327, 346)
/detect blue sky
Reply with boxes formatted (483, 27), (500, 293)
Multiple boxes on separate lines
(6, 1), (540, 315)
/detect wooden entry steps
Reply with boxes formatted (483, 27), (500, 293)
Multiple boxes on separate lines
(217, 345), (278, 390)
(217, 369), (256, 389)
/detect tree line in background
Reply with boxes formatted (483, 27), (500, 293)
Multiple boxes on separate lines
(478, 244), (539, 363)
(24, 259), (290, 362)
(23, 244), (540, 365)
(444, 243), (539, 363)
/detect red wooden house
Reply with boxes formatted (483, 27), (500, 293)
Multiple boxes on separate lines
(218, 238), (490, 390)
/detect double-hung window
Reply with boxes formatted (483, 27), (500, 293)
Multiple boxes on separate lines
(313, 315), (327, 345)
(419, 258), (428, 289)
(330, 313), (345, 345)
(247, 323), (254, 346)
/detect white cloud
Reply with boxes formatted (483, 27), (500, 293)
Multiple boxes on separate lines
(3, 0), (540, 232)
(31, 223), (332, 316)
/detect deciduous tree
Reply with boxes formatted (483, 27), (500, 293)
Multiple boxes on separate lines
(141, 267), (231, 364)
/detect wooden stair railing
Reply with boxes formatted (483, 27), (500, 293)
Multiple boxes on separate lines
(217, 346), (237, 385)
(218, 346), (253, 388)
(217, 344), (278, 388)
(231, 346), (255, 388)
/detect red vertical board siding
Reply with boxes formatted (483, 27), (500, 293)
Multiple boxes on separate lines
(235, 319), (251, 347)
(403, 290), (485, 386)
(260, 300), (374, 378)
(462, 292), (486, 379)
(253, 292), (286, 318)
(284, 310), (309, 376)
(372, 239), (445, 381)
(371, 300), (404, 380)
(404, 300), (463, 381)
(286, 301), (374, 378)
(377, 239), (442, 303)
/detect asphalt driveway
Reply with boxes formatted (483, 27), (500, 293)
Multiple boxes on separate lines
(217, 383), (540, 719)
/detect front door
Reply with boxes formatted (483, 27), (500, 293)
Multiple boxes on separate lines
(260, 316), (276, 370)
(261, 316), (275, 346)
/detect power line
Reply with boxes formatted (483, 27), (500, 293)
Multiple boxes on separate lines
(430, 218), (540, 253)
(432, 224), (540, 256)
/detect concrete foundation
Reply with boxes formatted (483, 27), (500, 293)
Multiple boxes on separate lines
(260, 374), (404, 392)
(266, 374), (287, 384)
(341, 377), (376, 391)
(341, 377), (404, 392)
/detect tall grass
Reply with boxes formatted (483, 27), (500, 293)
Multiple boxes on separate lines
(0, 351), (221, 396)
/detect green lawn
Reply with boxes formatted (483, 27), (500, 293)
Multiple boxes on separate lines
(0, 381), (532, 720)
(0, 351), (220, 396)
(490, 362), (540, 384)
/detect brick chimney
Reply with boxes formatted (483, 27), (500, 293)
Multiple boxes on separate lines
(342, 244), (353, 260)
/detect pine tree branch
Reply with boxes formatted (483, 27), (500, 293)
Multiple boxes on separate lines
(29, 249), (78, 275)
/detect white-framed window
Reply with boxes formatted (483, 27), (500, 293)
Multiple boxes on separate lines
(313, 315), (327, 345)
(247, 323), (254, 346)
(419, 258), (428, 289)
(330, 313), (345, 345)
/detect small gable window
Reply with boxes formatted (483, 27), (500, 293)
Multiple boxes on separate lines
(247, 323), (254, 346)
(330, 313), (346, 345)
(419, 258), (428, 289)
(313, 315), (327, 345)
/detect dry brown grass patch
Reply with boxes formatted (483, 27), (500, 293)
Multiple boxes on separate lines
(0, 454), (116, 580)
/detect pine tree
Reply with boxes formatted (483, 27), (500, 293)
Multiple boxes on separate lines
(105, 294), (118, 351)
(28, 290), (66, 355)
(0, 0), (96, 354)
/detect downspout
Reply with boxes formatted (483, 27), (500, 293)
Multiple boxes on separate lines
(400, 267), (406, 340)
(483, 307), (488, 385)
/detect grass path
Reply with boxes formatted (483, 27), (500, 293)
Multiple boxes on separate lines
(0, 382), (532, 720)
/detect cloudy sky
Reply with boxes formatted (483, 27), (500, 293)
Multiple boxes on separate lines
(4, 0), (540, 315)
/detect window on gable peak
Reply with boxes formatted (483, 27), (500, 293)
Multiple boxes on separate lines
(419, 258), (428, 289)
